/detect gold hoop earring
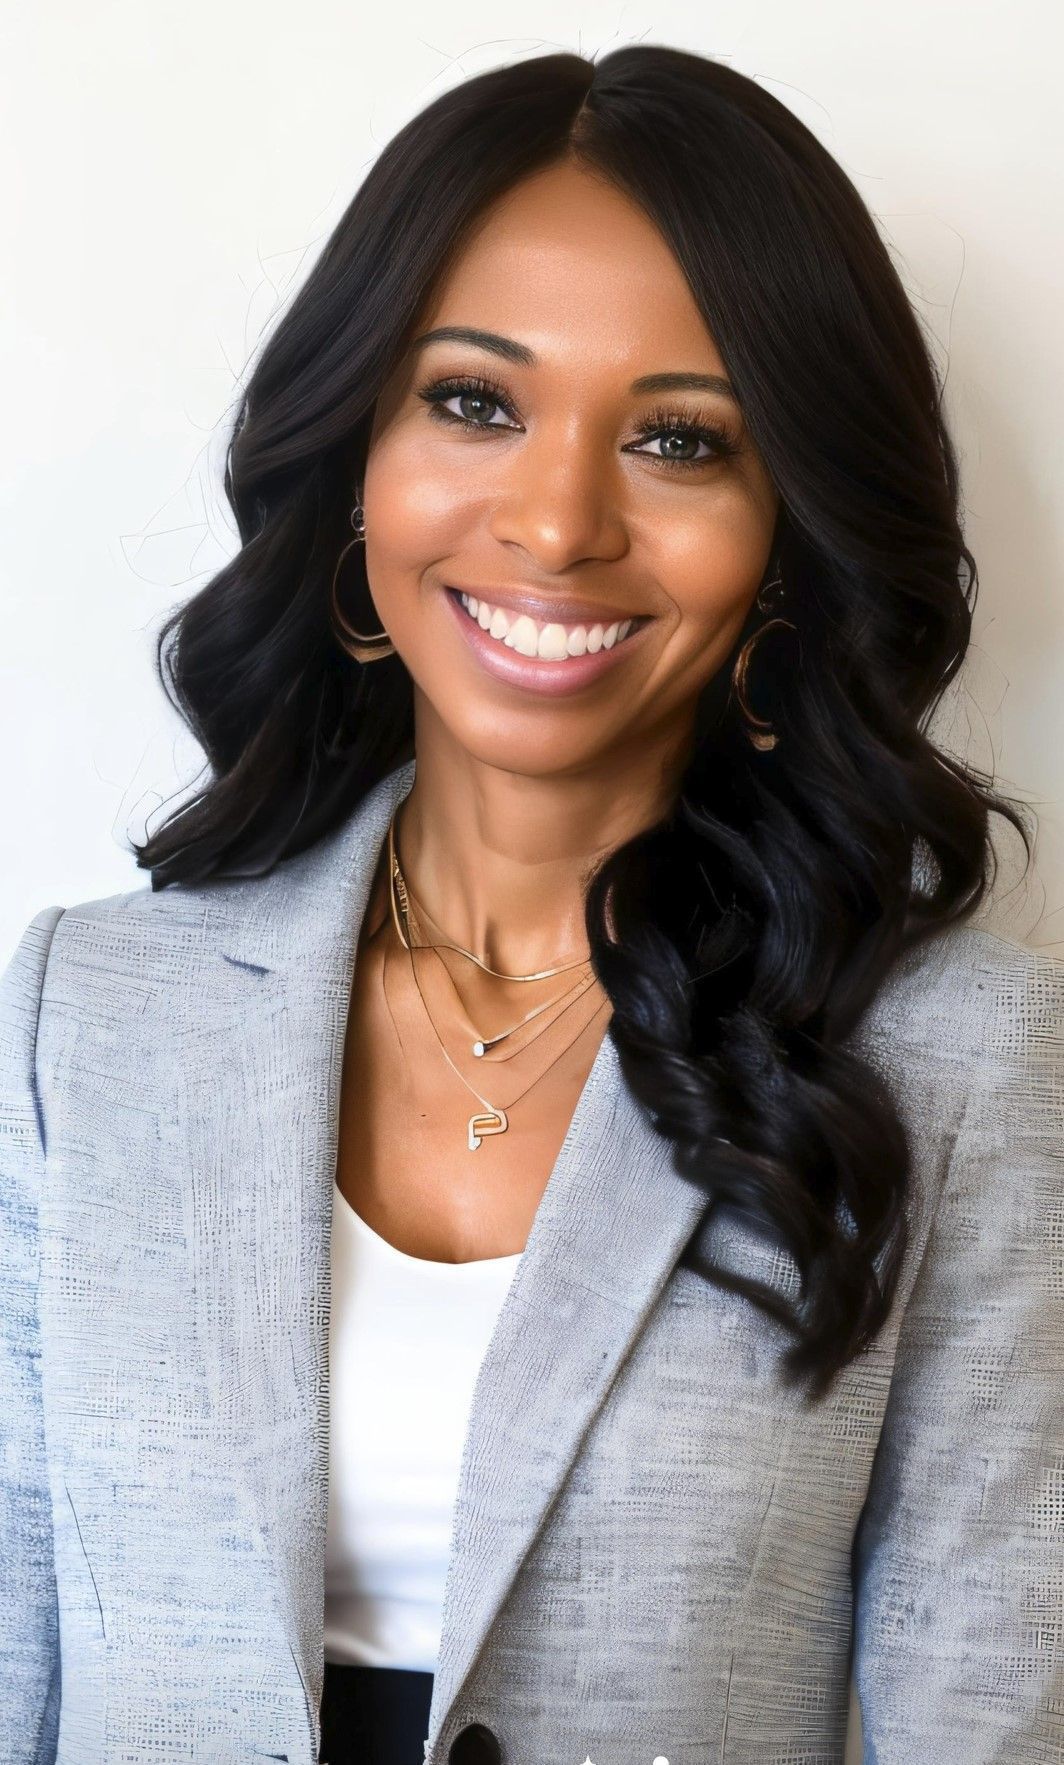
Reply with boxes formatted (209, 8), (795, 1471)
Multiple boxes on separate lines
(329, 496), (397, 663)
(730, 566), (794, 752)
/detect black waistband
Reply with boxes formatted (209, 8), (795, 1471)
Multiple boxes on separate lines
(319, 1661), (435, 1765)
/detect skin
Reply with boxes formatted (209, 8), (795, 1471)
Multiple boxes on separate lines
(337, 154), (780, 1259)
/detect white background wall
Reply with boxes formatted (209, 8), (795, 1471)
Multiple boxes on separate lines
(3, 3), (1062, 1752)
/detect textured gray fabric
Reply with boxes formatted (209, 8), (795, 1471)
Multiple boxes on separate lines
(1, 753), (1061, 1764)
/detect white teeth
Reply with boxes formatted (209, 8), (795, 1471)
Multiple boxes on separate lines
(538, 622), (571, 661)
(506, 614), (541, 658)
(457, 592), (637, 661)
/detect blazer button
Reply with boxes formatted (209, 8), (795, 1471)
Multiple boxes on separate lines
(447, 1721), (503, 1764)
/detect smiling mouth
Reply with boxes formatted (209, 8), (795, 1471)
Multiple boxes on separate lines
(447, 587), (650, 661)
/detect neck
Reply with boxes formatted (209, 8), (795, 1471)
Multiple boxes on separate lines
(390, 692), (690, 976)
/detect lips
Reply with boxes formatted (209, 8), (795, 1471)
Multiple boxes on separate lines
(442, 582), (654, 699)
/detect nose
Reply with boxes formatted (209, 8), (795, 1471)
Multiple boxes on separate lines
(486, 436), (629, 575)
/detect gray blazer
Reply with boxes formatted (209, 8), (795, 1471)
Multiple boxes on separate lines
(2, 754), (1062, 1765)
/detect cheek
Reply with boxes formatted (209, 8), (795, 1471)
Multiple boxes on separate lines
(652, 495), (770, 627)
(363, 429), (476, 569)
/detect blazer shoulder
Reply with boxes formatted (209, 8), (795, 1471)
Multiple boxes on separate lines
(863, 917), (1063, 1051)
(0, 905), (67, 1103)
(858, 918), (1064, 1144)
(10, 878), (216, 1033)
(846, 921), (1064, 1298)
(951, 924), (1064, 1144)
(947, 925), (1062, 1143)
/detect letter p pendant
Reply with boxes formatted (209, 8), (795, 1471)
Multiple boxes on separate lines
(468, 1107), (508, 1151)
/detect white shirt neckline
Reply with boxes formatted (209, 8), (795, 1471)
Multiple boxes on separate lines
(332, 1176), (524, 1272)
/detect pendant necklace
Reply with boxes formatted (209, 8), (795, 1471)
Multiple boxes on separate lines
(385, 809), (610, 1150)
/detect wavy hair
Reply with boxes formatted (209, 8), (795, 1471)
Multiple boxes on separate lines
(135, 45), (1032, 1400)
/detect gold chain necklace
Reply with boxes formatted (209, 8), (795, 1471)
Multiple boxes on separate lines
(387, 811), (596, 1055)
(387, 811), (590, 980)
(385, 809), (610, 1150)
(392, 840), (597, 1061)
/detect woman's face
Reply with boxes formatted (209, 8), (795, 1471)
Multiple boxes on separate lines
(362, 156), (780, 780)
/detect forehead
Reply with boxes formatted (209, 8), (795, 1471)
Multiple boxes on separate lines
(414, 158), (727, 380)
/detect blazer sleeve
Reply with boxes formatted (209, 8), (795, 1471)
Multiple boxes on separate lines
(849, 937), (1064, 1762)
(1, 906), (66, 1765)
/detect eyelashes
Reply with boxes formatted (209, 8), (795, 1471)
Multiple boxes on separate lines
(414, 371), (742, 472)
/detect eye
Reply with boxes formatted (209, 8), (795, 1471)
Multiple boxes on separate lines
(625, 405), (742, 473)
(417, 372), (521, 432)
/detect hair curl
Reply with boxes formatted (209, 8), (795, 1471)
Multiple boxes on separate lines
(135, 45), (1032, 1402)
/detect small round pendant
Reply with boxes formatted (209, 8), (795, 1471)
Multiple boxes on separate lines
(472, 1040), (485, 1057)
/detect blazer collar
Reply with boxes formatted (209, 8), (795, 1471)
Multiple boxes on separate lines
(191, 755), (712, 1755)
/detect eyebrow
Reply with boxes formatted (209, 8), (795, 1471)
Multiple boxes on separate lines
(408, 325), (738, 404)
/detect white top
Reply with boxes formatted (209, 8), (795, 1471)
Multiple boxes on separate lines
(324, 1176), (524, 1671)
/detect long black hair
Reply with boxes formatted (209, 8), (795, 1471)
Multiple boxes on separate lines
(135, 45), (1032, 1401)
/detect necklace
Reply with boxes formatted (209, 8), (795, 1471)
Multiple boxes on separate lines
(387, 811), (595, 1054)
(385, 808), (611, 1150)
(394, 852), (598, 1059)
(388, 812), (590, 981)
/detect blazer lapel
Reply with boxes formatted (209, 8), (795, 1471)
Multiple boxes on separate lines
(424, 1028), (709, 1752)
(175, 757), (420, 1742)
(179, 755), (710, 1755)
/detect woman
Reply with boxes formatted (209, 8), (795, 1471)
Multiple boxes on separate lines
(2, 42), (1061, 1765)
